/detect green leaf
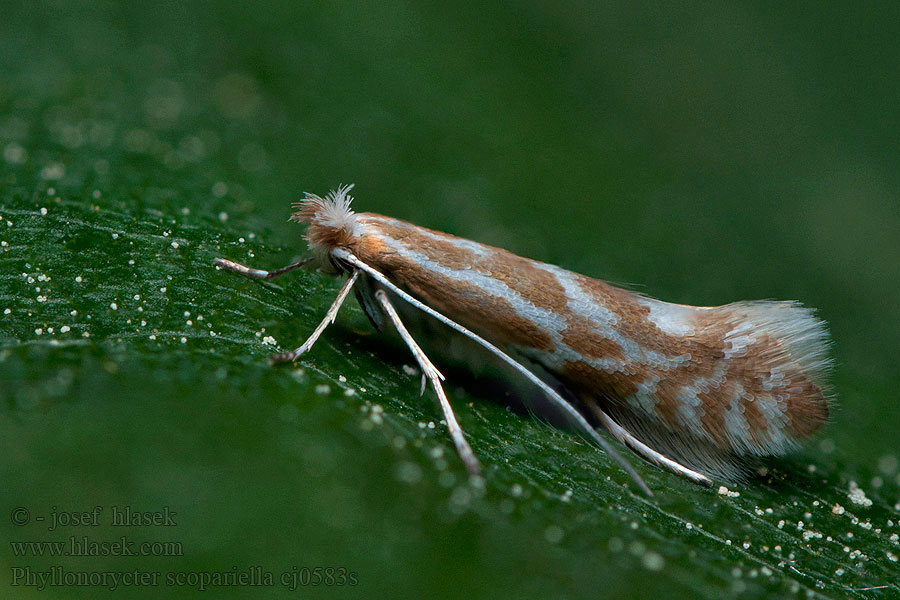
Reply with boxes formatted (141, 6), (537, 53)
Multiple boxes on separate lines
(3, 3), (900, 599)
(3, 188), (899, 599)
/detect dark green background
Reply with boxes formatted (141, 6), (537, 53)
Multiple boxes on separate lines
(2, 2), (899, 598)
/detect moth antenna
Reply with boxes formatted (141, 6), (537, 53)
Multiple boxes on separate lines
(589, 405), (712, 486)
(337, 249), (654, 497)
(374, 290), (482, 481)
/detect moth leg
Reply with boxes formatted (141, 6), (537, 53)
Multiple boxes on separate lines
(269, 270), (360, 364)
(339, 250), (652, 495)
(213, 256), (312, 280)
(590, 405), (713, 486)
(374, 290), (483, 481)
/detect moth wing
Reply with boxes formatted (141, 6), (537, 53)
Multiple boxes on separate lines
(576, 300), (831, 481)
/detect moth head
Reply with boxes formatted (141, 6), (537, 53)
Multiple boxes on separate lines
(291, 184), (362, 255)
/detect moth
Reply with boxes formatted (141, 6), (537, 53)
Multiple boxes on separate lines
(214, 185), (831, 495)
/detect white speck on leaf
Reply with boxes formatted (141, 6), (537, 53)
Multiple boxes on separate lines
(848, 482), (872, 507)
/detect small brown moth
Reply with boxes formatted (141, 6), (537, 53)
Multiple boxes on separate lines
(215, 185), (832, 495)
